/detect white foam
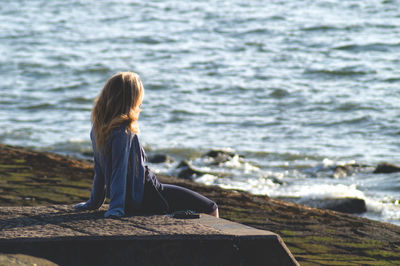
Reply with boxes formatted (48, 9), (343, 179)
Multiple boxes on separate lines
(271, 184), (365, 199)
(322, 158), (335, 167)
(195, 174), (218, 186)
(222, 155), (260, 173)
(67, 138), (86, 143)
(362, 197), (400, 225)
(196, 173), (281, 196)
(152, 153), (400, 225)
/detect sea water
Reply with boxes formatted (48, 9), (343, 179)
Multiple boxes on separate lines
(1, 0), (399, 224)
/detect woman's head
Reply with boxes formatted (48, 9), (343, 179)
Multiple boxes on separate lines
(92, 72), (144, 149)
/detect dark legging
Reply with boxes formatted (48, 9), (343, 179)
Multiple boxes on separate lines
(159, 183), (217, 213)
(141, 173), (217, 214)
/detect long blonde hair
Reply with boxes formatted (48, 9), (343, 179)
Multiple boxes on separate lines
(92, 72), (144, 150)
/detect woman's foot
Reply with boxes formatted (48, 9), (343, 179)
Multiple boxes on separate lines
(209, 208), (219, 218)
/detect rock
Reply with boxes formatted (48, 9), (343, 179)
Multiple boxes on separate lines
(205, 150), (236, 158)
(0, 205), (298, 266)
(332, 163), (369, 178)
(176, 161), (205, 180)
(204, 150), (237, 165)
(299, 198), (367, 214)
(148, 154), (172, 164)
(82, 151), (94, 157)
(373, 162), (400, 174)
(270, 177), (284, 185)
(0, 254), (57, 266)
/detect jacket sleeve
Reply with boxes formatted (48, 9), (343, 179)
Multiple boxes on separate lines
(104, 129), (131, 218)
(85, 152), (106, 209)
(75, 132), (106, 211)
(130, 135), (146, 208)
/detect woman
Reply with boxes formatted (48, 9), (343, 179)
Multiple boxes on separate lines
(74, 72), (219, 218)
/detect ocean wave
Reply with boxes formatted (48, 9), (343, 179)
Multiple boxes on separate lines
(302, 115), (372, 128)
(275, 183), (365, 199)
(363, 198), (400, 225)
(333, 43), (399, 53)
(49, 83), (89, 92)
(303, 66), (375, 77)
(171, 109), (209, 117)
(60, 96), (93, 104)
(9, 117), (44, 123)
(329, 115), (372, 126)
(235, 28), (272, 36)
(0, 128), (35, 142)
(383, 77), (400, 83)
(134, 35), (177, 45)
(42, 139), (93, 160)
(300, 25), (341, 32)
(269, 88), (290, 98)
(20, 103), (55, 110)
(335, 102), (379, 112)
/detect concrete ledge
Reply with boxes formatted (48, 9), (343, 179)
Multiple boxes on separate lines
(0, 205), (298, 266)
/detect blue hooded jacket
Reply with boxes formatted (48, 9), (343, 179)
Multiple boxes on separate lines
(84, 125), (146, 217)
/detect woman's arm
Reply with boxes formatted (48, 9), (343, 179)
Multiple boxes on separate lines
(74, 147), (106, 211)
(104, 128), (131, 218)
(86, 154), (106, 209)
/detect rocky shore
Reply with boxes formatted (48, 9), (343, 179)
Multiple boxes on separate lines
(1, 143), (400, 265)
(0, 205), (298, 265)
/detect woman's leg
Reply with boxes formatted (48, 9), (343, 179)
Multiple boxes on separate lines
(160, 184), (218, 217)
